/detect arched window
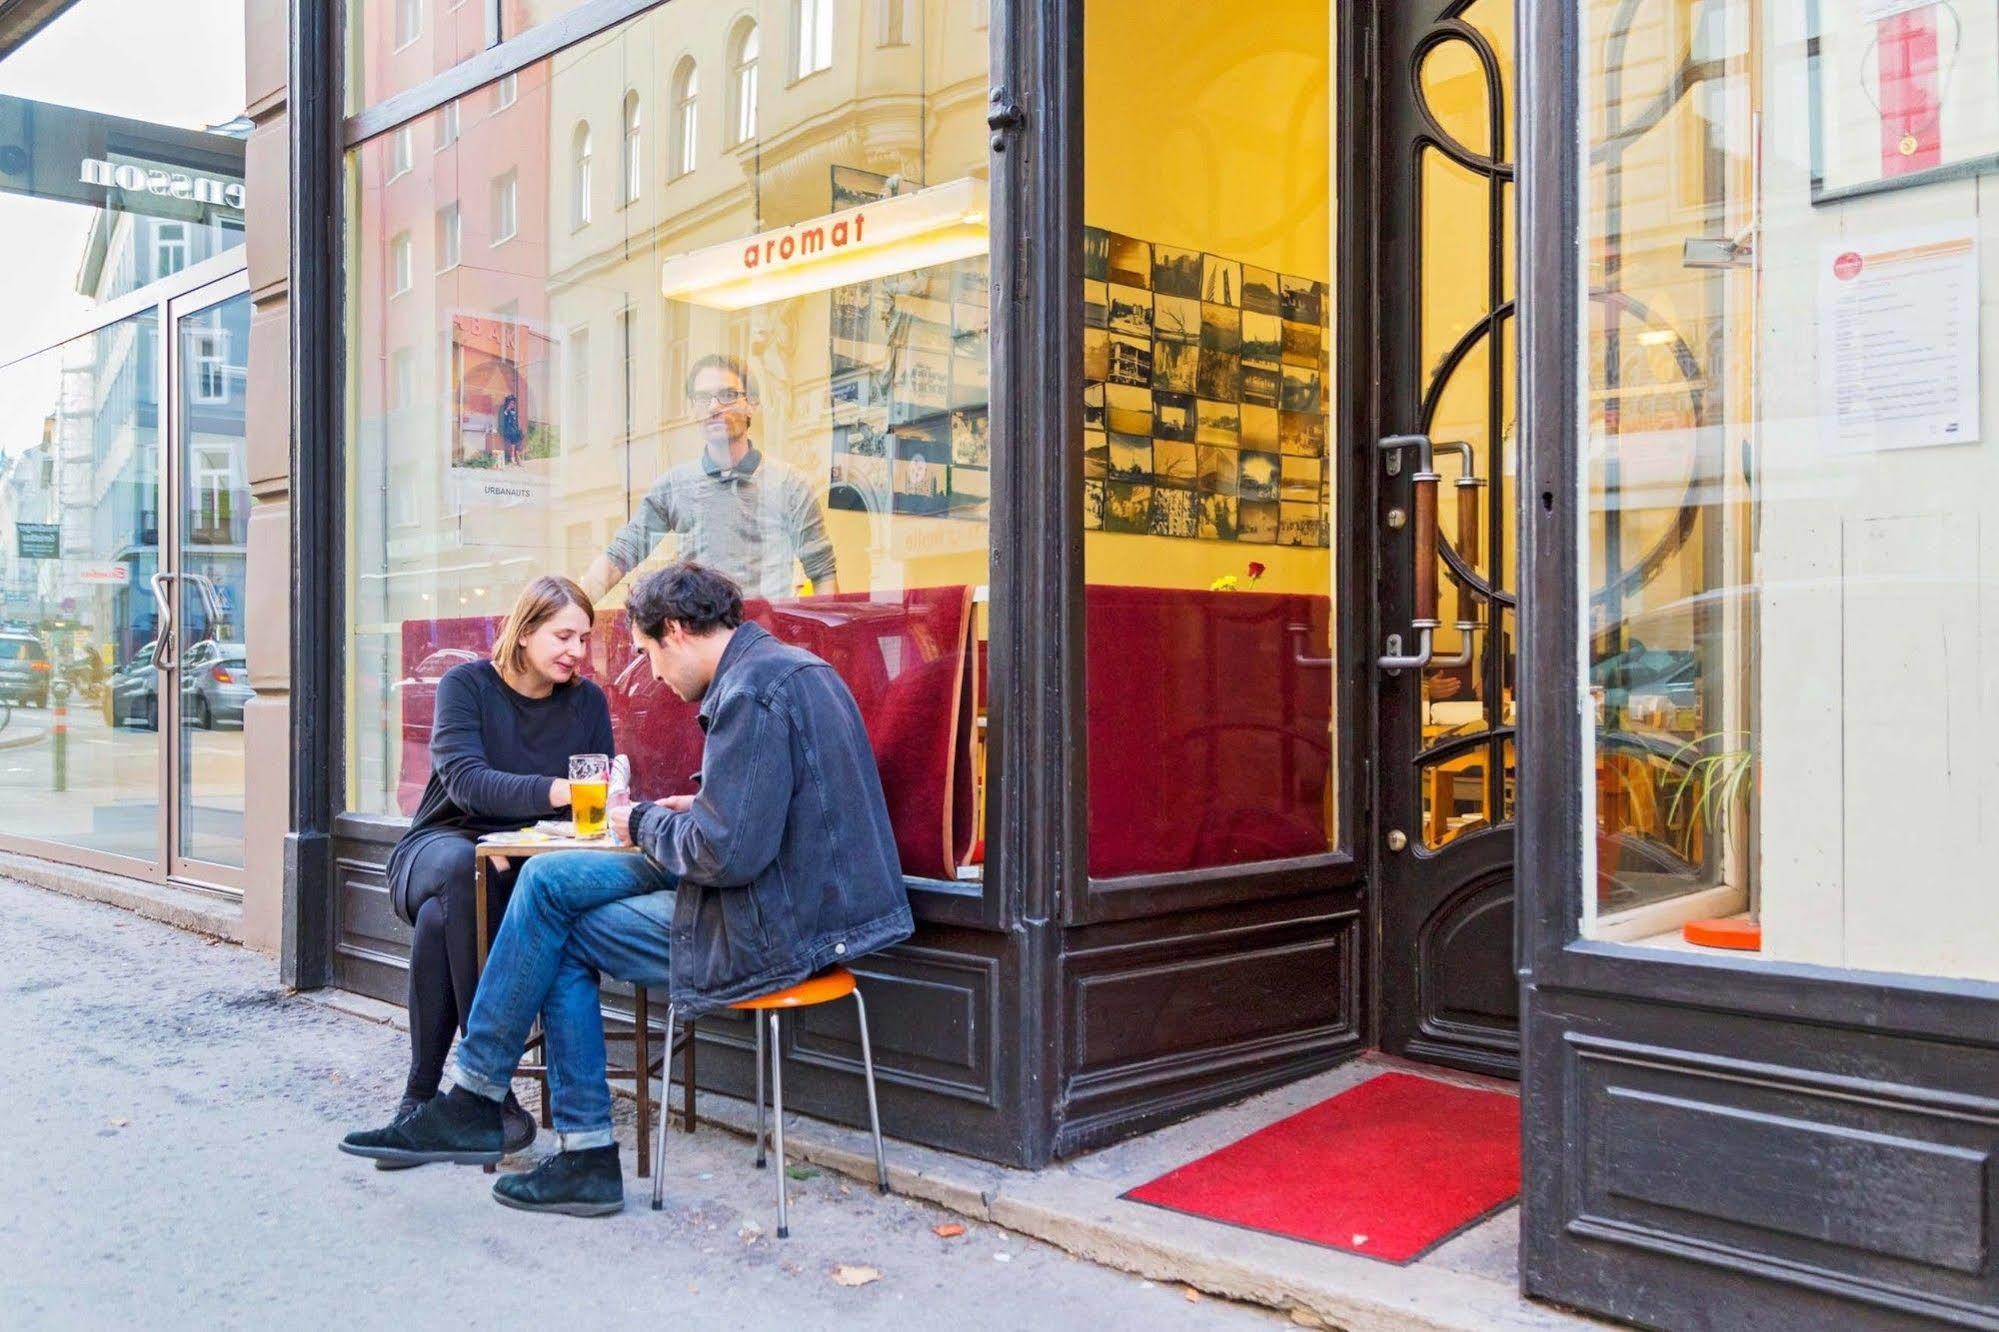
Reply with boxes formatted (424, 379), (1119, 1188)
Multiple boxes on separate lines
(571, 121), (593, 228)
(621, 91), (642, 203)
(670, 59), (699, 178)
(793, 0), (832, 79)
(729, 21), (759, 145)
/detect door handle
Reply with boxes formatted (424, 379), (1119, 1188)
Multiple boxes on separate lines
(1435, 440), (1486, 568)
(1379, 434), (1440, 669)
(149, 572), (179, 672)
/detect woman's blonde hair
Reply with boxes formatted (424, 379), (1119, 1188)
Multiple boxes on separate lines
(491, 576), (596, 678)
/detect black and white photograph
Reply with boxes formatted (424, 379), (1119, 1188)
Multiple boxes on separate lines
(1241, 264), (1281, 315)
(1197, 444), (1239, 495)
(1103, 480), (1153, 534)
(1083, 326), (1111, 383)
(1083, 477), (1105, 529)
(1195, 398), (1240, 446)
(1202, 254), (1241, 306)
(953, 406), (990, 466)
(1107, 232), (1151, 287)
(892, 450), (949, 516)
(1152, 438), (1198, 489)
(1108, 284), (1153, 337)
(1237, 499), (1280, 544)
(1152, 244), (1203, 298)
(950, 352), (989, 409)
(894, 351), (952, 417)
(1199, 492), (1239, 541)
(1282, 319), (1320, 367)
(1241, 363), (1280, 407)
(1107, 334), (1154, 387)
(1083, 429), (1110, 480)
(1150, 485), (1198, 538)
(950, 463), (991, 514)
(1279, 500), (1325, 548)
(1279, 409), (1326, 456)
(1200, 303), (1241, 354)
(1242, 312), (1283, 366)
(1280, 274), (1324, 325)
(1152, 340), (1200, 395)
(1153, 294), (1201, 343)
(1109, 433), (1152, 482)
(1238, 450), (1280, 503)
(1281, 455), (1321, 503)
(1152, 390), (1196, 442)
(1105, 384), (1153, 436)
(1084, 381), (1106, 430)
(827, 452), (888, 512)
(1197, 350), (1241, 401)
(1280, 364), (1322, 414)
(1083, 279), (1108, 328)
(1083, 226), (1109, 281)
(1240, 403), (1279, 451)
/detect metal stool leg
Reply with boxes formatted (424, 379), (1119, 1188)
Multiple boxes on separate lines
(633, 986), (651, 1180)
(852, 988), (889, 1195)
(769, 1011), (788, 1238)
(753, 1013), (767, 1168)
(650, 1003), (676, 1212)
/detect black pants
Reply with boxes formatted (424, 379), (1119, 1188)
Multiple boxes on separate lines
(395, 833), (517, 1102)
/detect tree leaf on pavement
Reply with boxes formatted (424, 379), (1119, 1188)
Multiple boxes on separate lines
(830, 1265), (882, 1288)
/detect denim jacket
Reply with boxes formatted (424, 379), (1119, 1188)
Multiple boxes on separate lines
(630, 621), (913, 1014)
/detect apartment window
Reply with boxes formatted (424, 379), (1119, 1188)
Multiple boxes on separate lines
(622, 91), (643, 202)
(434, 203), (460, 270)
(436, 99), (459, 150)
(794, 0), (833, 79)
(566, 325), (592, 447)
(394, 0), (421, 48)
(491, 170), (517, 243)
(153, 222), (189, 281)
(730, 22), (759, 145)
(194, 447), (234, 533)
(618, 307), (638, 445)
(664, 297), (690, 416)
(390, 126), (414, 178)
(572, 122), (593, 228)
(390, 231), (412, 294)
(878, 0), (907, 46)
(496, 71), (518, 109)
(390, 347), (416, 409)
(188, 332), (229, 404)
(670, 61), (698, 179)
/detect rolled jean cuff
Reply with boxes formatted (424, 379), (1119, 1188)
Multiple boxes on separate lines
(446, 1058), (509, 1103)
(556, 1127), (615, 1151)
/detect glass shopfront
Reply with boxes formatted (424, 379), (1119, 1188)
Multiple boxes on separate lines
(344, 0), (994, 884)
(0, 0), (255, 883)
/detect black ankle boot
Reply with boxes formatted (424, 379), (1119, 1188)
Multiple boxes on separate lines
(492, 1145), (624, 1217)
(373, 1095), (431, 1172)
(340, 1085), (503, 1166)
(501, 1091), (537, 1155)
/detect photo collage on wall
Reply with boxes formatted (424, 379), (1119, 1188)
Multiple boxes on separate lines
(827, 166), (991, 521)
(1083, 227), (1331, 547)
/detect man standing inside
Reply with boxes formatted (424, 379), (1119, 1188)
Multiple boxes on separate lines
(579, 355), (840, 602)
(340, 563), (909, 1216)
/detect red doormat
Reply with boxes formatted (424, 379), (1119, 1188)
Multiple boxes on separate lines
(1122, 1071), (1520, 1264)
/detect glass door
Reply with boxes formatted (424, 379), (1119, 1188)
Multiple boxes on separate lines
(165, 276), (253, 888)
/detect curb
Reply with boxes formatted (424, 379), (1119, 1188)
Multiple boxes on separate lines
(0, 852), (244, 944)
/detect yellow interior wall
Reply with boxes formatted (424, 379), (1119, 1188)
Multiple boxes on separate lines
(1081, 0), (1331, 594)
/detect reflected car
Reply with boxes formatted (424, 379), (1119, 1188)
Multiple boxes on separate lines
(108, 642), (160, 729)
(0, 632), (51, 707)
(182, 641), (250, 729)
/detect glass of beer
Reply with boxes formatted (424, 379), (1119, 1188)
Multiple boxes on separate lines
(569, 753), (611, 838)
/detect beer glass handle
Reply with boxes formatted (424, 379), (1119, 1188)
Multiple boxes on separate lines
(149, 572), (179, 672)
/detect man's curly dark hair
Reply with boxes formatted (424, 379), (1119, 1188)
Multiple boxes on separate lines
(626, 562), (746, 640)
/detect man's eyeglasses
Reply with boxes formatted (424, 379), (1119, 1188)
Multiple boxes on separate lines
(690, 388), (748, 409)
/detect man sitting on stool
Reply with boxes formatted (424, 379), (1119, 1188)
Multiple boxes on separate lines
(340, 562), (911, 1216)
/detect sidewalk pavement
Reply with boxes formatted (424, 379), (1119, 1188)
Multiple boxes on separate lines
(0, 878), (1279, 1331)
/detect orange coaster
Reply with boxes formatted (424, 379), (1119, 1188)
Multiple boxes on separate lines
(1683, 917), (1761, 951)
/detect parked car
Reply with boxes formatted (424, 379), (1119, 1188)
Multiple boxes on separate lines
(182, 641), (250, 728)
(0, 632), (52, 707)
(108, 642), (160, 729)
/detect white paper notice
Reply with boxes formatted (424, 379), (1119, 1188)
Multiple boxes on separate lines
(1820, 221), (1981, 452)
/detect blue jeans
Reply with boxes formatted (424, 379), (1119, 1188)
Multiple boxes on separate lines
(448, 851), (676, 1150)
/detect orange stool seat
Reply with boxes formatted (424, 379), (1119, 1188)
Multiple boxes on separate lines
(730, 966), (857, 1010)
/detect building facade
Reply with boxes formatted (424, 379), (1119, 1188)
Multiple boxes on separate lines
(2, 1), (1996, 1326)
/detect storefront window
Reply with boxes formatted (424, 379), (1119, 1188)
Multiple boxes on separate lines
(1082, 0), (1336, 878)
(345, 2), (993, 884)
(0, 0), (247, 365)
(1581, 1), (1999, 982)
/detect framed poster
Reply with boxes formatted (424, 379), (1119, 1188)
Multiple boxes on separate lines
(446, 310), (559, 505)
(1810, 0), (1999, 203)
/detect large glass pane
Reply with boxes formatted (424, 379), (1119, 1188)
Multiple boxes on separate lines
(0, 0), (247, 364)
(1580, 1), (1999, 982)
(347, 0), (491, 114)
(346, 1), (993, 883)
(176, 292), (252, 868)
(1082, 1), (1336, 876)
(0, 311), (163, 861)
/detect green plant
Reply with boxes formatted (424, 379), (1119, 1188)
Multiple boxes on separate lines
(1664, 731), (1753, 860)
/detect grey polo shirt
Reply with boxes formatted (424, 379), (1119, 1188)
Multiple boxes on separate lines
(603, 445), (838, 601)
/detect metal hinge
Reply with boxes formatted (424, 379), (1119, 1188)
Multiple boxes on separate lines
(988, 87), (1026, 152)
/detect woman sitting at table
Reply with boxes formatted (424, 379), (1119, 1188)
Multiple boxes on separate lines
(379, 575), (614, 1162)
